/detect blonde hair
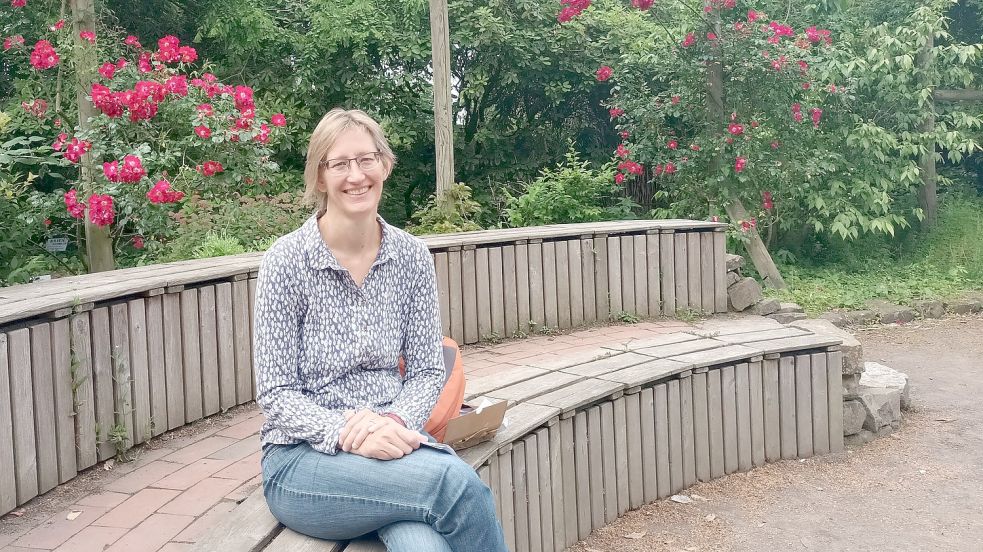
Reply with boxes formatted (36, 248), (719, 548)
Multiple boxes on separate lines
(303, 108), (396, 215)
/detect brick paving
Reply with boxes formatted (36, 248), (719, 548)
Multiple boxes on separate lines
(0, 320), (689, 552)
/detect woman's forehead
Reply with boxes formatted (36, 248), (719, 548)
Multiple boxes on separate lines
(326, 127), (376, 158)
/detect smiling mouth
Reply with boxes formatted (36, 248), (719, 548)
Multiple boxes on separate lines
(344, 186), (370, 196)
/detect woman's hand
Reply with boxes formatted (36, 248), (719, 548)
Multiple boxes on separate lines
(339, 409), (427, 456)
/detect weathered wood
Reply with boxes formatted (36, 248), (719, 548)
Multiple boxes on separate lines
(162, 293), (185, 430)
(811, 352), (830, 455)
(125, 299), (151, 445)
(735, 363), (753, 472)
(512, 441), (530, 552)
(713, 230), (727, 313)
(476, 247), (492, 341)
(180, 290), (204, 422)
(593, 235), (610, 321)
(619, 235), (635, 317)
(263, 528), (344, 552)
(502, 246), (519, 338)
(560, 415), (578, 547)
(50, 319), (77, 482)
(625, 392), (644, 510)
(763, 355), (781, 462)
(197, 287), (220, 417)
(7, 328), (38, 504)
(646, 233), (661, 315)
(607, 236), (623, 317)
(674, 233), (689, 310)
(749, 359), (766, 467)
(660, 232), (676, 314)
(679, 374), (696, 488)
(721, 365), (739, 474)
(639, 387), (658, 503)
(489, 454), (502, 521)
(447, 249), (465, 343)
(536, 427), (556, 552)
(71, 313), (98, 466)
(462, 247), (479, 344)
(667, 380), (684, 493)
(214, 283), (236, 412)
(580, 238), (597, 324)
(600, 401), (619, 523)
(543, 241), (559, 331)
(524, 434), (542, 552)
(633, 235), (648, 317)
(90, 308), (116, 461)
(0, 333), (17, 513)
(587, 405), (606, 530)
(795, 354), (814, 458)
(189, 488), (282, 552)
(653, 384), (671, 498)
(700, 232), (715, 313)
(527, 241), (546, 331)
(30, 323), (58, 494)
(687, 232), (702, 311)
(554, 241), (571, 329)
(344, 538), (386, 552)
(574, 410), (591, 540)
(692, 371), (711, 482)
(434, 252), (452, 337)
(707, 368), (725, 478)
(568, 239), (584, 327)
(232, 280), (252, 403)
(779, 356), (798, 460)
(827, 350), (844, 452)
(498, 448), (516, 551)
(515, 242), (532, 336)
(108, 304), (135, 457)
(249, 277), (259, 400)
(934, 88), (983, 102)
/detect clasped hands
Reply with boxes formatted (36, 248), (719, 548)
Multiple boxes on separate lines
(338, 409), (427, 460)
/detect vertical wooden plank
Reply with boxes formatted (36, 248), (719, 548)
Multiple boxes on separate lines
(779, 356), (798, 460)
(71, 313), (97, 467)
(679, 374), (696, 487)
(568, 239), (584, 328)
(625, 392), (644, 510)
(498, 450), (516, 552)
(827, 350), (844, 452)
(701, 232), (715, 313)
(524, 434), (543, 552)
(686, 232), (701, 311)
(613, 397), (631, 516)
(489, 454), (501, 522)
(674, 233), (689, 310)
(795, 354), (814, 458)
(30, 324), (58, 494)
(667, 380), (684, 493)
(606, 236), (622, 318)
(198, 288), (220, 417)
(162, 294), (185, 430)
(476, 247), (492, 341)
(619, 235), (635, 316)
(555, 240), (572, 330)
(707, 369), (725, 478)
(248, 277), (257, 400)
(721, 365), (738, 474)
(653, 384), (671, 498)
(214, 284), (236, 412)
(713, 230), (727, 313)
(478, 464), (491, 486)
(180, 290), (203, 423)
(580, 238), (597, 324)
(573, 411), (591, 540)
(811, 353), (830, 455)
(50, 319), (78, 483)
(558, 417), (576, 548)
(109, 305), (134, 456)
(434, 252), (451, 338)
(639, 388), (658, 502)
(764, 355), (782, 462)
(587, 406), (606, 530)
(692, 371), (711, 482)
(0, 333), (18, 513)
(515, 242), (532, 336)
(633, 235), (648, 318)
(233, 280), (252, 403)
(528, 241), (546, 332)
(127, 299), (151, 445)
(462, 247), (479, 344)
(645, 233), (661, 315)
(502, 246), (519, 339)
(749, 359), (766, 467)
(91, 308), (116, 461)
(659, 231), (676, 315)
(8, 329), (38, 504)
(735, 363), (753, 472)
(512, 442), (529, 552)
(447, 249), (465, 344)
(543, 241), (559, 331)
(593, 235), (610, 321)
(535, 428), (554, 552)
(599, 401), (618, 523)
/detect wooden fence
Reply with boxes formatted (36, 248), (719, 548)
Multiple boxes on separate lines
(0, 219), (725, 516)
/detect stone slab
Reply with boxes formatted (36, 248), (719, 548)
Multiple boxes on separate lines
(727, 278), (762, 312)
(861, 362), (911, 410)
(749, 298), (780, 316)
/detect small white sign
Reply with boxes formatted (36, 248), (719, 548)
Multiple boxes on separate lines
(45, 237), (69, 252)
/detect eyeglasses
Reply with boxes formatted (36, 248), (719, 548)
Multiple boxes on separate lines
(320, 152), (382, 175)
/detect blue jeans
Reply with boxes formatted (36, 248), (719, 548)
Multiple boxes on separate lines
(261, 442), (508, 552)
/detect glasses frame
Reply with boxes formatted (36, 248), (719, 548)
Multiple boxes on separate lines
(319, 151), (383, 175)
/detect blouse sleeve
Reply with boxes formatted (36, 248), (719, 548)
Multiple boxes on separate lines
(253, 241), (347, 454)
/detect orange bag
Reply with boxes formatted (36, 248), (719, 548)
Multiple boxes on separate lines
(398, 336), (466, 442)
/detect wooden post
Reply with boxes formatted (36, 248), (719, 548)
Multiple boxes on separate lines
(429, 0), (455, 196)
(917, 31), (938, 227)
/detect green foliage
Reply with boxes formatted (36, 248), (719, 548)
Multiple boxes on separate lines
(406, 183), (483, 235)
(506, 149), (638, 227)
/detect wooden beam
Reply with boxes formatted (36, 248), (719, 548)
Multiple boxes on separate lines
(934, 89), (983, 102)
(429, 0), (455, 196)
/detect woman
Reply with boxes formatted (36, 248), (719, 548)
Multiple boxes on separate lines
(254, 108), (508, 551)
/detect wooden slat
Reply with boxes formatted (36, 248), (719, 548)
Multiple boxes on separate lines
(581, 239), (597, 324)
(721, 365), (738, 474)
(502, 246), (519, 339)
(659, 232), (675, 314)
(524, 434), (543, 552)
(795, 354), (814, 458)
(638, 388), (658, 503)
(700, 232), (715, 313)
(707, 368), (725, 478)
(811, 352), (830, 455)
(498, 449), (516, 551)
(543, 241), (559, 330)
(71, 313), (97, 466)
(827, 350), (844, 452)
(568, 240), (584, 327)
(179, 290), (203, 423)
(574, 411), (591, 539)
(462, 247), (479, 344)
(343, 538), (385, 552)
(749, 359), (766, 467)
(599, 402), (617, 523)
(447, 249), (465, 343)
(779, 356), (798, 460)
(735, 363), (753, 472)
(687, 232), (701, 311)
(162, 294), (185, 430)
(692, 371), (711, 482)
(527, 242), (546, 331)
(593, 235), (609, 321)
(0, 333), (18, 513)
(619, 235), (635, 317)
(489, 454), (501, 522)
(109, 305), (134, 457)
(763, 355), (781, 462)
(667, 379), (684, 493)
(536, 427), (556, 552)
(560, 416), (578, 547)
(512, 441), (530, 552)
(613, 396), (630, 516)
(476, 247), (492, 341)
(91, 307), (116, 461)
(434, 252), (451, 337)
(587, 405), (605, 530)
(8, 328), (38, 503)
(625, 392), (644, 509)
(50, 319), (77, 482)
(263, 528), (344, 552)
(515, 242), (532, 336)
(232, 281), (252, 403)
(189, 488), (282, 552)
(713, 230), (727, 312)
(126, 299), (151, 445)
(646, 233), (661, 315)
(653, 383), (671, 498)
(198, 287), (220, 417)
(555, 240), (571, 329)
(673, 233), (689, 310)
(680, 374), (696, 487)
(632, 235), (648, 317)
(214, 284), (236, 411)
(30, 323), (58, 494)
(606, 236), (622, 317)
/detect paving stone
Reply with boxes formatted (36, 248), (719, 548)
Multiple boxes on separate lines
(161, 436), (239, 465)
(768, 312), (807, 324)
(748, 298), (780, 316)
(865, 299), (916, 325)
(912, 300), (944, 319)
(172, 499), (237, 543)
(726, 254), (745, 272)
(728, 277), (763, 312)
(216, 415), (266, 440)
(207, 437), (261, 462)
(159, 543), (195, 552)
(777, 302), (804, 314)
(74, 491), (131, 509)
(152, 458), (235, 490)
(104, 513), (194, 552)
(790, 318), (864, 376)
(92, 488), (181, 529)
(13, 506), (110, 549)
(158, 477), (242, 517)
(104, 460), (184, 494)
(213, 451), (262, 483)
(862, 362), (911, 410)
(52, 525), (127, 552)
(843, 399), (866, 436)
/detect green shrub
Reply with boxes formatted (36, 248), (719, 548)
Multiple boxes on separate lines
(406, 183), (483, 235)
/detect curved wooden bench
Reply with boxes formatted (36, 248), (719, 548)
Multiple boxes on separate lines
(192, 321), (844, 552)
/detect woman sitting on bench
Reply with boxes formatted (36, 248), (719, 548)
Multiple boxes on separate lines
(253, 108), (507, 552)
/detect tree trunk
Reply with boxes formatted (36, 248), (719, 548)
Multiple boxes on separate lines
(917, 31), (938, 227)
(934, 89), (983, 102)
(428, 0), (455, 197)
(706, 11), (786, 289)
(72, 0), (115, 272)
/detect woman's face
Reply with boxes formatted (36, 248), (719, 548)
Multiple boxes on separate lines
(318, 127), (389, 218)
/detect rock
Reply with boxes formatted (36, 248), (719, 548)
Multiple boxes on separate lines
(768, 312), (807, 324)
(912, 299), (944, 319)
(790, 319), (864, 375)
(726, 271), (740, 286)
(842, 399), (866, 436)
(777, 302), (804, 314)
(819, 310), (878, 328)
(842, 374), (861, 398)
(864, 299), (916, 325)
(858, 386), (902, 433)
(861, 362), (911, 410)
(945, 295), (983, 314)
(728, 277), (763, 311)
(726, 254), (745, 272)
(749, 298), (781, 316)
(844, 426), (896, 446)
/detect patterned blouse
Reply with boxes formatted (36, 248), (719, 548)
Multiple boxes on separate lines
(253, 214), (444, 454)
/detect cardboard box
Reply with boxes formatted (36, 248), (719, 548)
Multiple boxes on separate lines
(443, 400), (508, 450)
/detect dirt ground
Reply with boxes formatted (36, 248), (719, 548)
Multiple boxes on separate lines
(570, 316), (983, 552)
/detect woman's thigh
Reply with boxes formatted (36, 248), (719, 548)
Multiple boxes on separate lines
(377, 521), (452, 552)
